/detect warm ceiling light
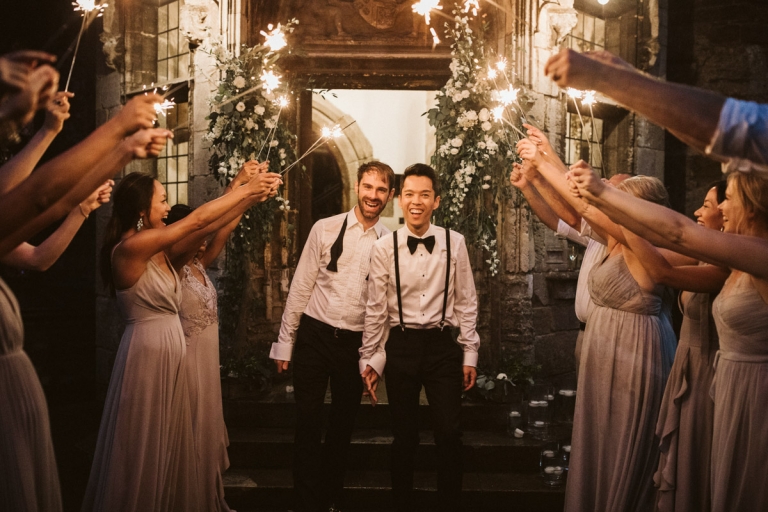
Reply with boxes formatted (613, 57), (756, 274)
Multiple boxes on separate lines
(597, 0), (609, 4)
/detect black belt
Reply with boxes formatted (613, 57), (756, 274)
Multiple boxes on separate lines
(301, 314), (361, 338)
(579, 322), (587, 331)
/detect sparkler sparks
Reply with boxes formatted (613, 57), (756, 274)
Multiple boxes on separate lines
(154, 99), (175, 116)
(497, 87), (519, 106)
(260, 23), (288, 52)
(495, 59), (507, 72)
(280, 121), (356, 176)
(260, 70), (281, 94)
(566, 88), (583, 99)
(463, 0), (480, 15)
(277, 96), (289, 108)
(487, 67), (498, 79)
(491, 106), (505, 122)
(73, 0), (107, 14)
(581, 90), (596, 107)
(412, 0), (443, 25)
(65, 1), (108, 92)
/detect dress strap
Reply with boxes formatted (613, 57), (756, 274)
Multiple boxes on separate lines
(440, 228), (451, 329)
(393, 230), (405, 330)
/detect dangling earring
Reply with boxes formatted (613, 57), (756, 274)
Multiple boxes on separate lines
(137, 217), (144, 232)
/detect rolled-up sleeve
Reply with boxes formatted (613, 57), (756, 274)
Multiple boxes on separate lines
(707, 98), (768, 173)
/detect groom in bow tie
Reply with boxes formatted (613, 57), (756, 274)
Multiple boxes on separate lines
(359, 163), (479, 512)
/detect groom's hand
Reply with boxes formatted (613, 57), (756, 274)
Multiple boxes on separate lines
(274, 360), (290, 373)
(361, 365), (379, 406)
(463, 366), (477, 391)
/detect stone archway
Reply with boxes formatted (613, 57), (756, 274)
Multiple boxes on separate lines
(311, 95), (374, 212)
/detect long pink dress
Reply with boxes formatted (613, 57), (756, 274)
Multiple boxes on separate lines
(710, 272), (768, 512)
(654, 289), (718, 512)
(81, 258), (200, 512)
(0, 277), (62, 511)
(179, 260), (231, 511)
(566, 253), (676, 512)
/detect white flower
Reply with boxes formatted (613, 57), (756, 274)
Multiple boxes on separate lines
(478, 108), (490, 122)
(233, 76), (246, 88)
(236, 102), (246, 112)
(497, 373), (508, 380)
(461, 89), (470, 99)
(245, 118), (255, 130)
(450, 148), (459, 155)
(450, 137), (463, 148)
(482, 184), (490, 189)
(270, 140), (279, 147)
(254, 105), (266, 116)
(477, 141), (486, 150)
(452, 93), (463, 103)
(483, 175), (491, 181)
(481, 121), (492, 131)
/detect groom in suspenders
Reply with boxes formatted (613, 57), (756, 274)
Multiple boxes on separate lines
(359, 163), (479, 512)
(270, 162), (396, 512)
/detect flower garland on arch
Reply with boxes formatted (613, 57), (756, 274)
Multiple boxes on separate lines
(427, 7), (532, 275)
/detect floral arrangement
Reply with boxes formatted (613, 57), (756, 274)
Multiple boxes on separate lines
(201, 21), (299, 366)
(428, 6), (532, 275)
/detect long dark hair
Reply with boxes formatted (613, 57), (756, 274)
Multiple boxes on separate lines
(100, 172), (156, 294)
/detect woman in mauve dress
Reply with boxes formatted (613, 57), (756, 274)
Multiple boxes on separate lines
(569, 164), (768, 512)
(82, 168), (279, 512)
(165, 160), (266, 512)
(618, 182), (729, 512)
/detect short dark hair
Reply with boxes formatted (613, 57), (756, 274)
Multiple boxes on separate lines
(357, 161), (395, 190)
(402, 163), (440, 196)
(166, 203), (194, 225)
(708, 180), (727, 204)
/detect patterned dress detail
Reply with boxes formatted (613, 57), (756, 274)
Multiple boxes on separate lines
(566, 252), (676, 512)
(654, 287), (718, 512)
(179, 260), (231, 512)
(82, 257), (200, 512)
(710, 272), (768, 512)
(0, 277), (62, 512)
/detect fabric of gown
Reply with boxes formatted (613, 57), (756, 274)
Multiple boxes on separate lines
(0, 277), (62, 512)
(565, 252), (676, 512)
(654, 288), (718, 512)
(179, 260), (231, 512)
(710, 272), (768, 512)
(81, 258), (200, 512)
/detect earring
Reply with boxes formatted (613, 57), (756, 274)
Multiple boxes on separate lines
(137, 217), (144, 232)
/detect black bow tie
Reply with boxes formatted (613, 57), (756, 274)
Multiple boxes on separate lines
(407, 235), (435, 254)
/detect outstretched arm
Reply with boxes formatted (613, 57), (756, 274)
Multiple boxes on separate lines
(0, 94), (161, 245)
(568, 164), (768, 280)
(544, 49), (724, 153)
(1, 181), (113, 271)
(0, 91), (73, 195)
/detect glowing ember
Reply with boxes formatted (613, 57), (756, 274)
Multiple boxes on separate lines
(154, 99), (175, 116)
(491, 105), (505, 121)
(430, 27), (440, 45)
(496, 58), (507, 72)
(487, 67), (498, 80)
(581, 90), (597, 106)
(412, 0), (442, 25)
(260, 23), (288, 52)
(498, 87), (519, 106)
(261, 70), (281, 94)
(566, 88), (583, 99)
(277, 96), (289, 108)
(463, 0), (479, 15)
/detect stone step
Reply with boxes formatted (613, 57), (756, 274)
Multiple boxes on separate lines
(224, 399), (529, 432)
(223, 468), (565, 511)
(227, 427), (572, 473)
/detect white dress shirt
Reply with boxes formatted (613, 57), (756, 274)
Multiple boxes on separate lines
(557, 219), (608, 323)
(270, 208), (389, 361)
(359, 224), (480, 376)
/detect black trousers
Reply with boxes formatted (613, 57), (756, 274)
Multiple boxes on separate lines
(385, 327), (464, 512)
(292, 314), (364, 512)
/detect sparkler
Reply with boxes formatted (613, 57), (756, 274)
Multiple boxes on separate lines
(260, 23), (288, 52)
(260, 70), (281, 95)
(566, 87), (588, 155)
(154, 99), (176, 116)
(430, 28), (441, 46)
(412, 0), (443, 25)
(580, 90), (605, 173)
(463, 0), (480, 16)
(260, 96), (290, 162)
(280, 121), (356, 176)
(65, 1), (108, 92)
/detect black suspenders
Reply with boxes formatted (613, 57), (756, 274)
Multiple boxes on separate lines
(393, 228), (451, 331)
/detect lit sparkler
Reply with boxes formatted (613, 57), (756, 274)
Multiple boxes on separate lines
(566, 88), (583, 100)
(430, 28), (441, 46)
(261, 70), (281, 94)
(496, 58), (507, 72)
(463, 0), (480, 16)
(261, 96), (290, 162)
(581, 90), (596, 107)
(260, 23), (288, 52)
(487, 67), (498, 80)
(154, 99), (176, 116)
(580, 91), (604, 173)
(497, 87), (519, 106)
(280, 121), (357, 176)
(65, 1), (108, 92)
(412, 0), (442, 25)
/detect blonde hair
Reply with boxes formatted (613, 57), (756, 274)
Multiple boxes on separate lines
(727, 172), (768, 231)
(617, 175), (670, 207)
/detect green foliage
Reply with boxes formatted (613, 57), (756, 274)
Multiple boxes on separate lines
(427, 8), (532, 275)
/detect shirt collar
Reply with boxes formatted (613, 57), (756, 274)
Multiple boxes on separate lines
(403, 223), (436, 239)
(348, 207), (386, 238)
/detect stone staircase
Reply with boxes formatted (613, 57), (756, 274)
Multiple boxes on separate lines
(222, 383), (569, 512)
